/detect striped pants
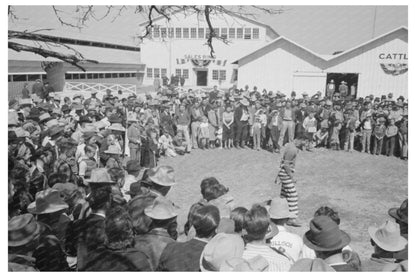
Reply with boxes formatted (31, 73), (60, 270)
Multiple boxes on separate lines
(278, 167), (299, 217)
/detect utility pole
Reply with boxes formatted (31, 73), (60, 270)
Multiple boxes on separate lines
(371, 6), (378, 38)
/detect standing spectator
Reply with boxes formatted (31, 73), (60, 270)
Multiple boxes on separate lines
(252, 116), (262, 151)
(326, 79), (336, 99)
(344, 110), (358, 152)
(127, 117), (142, 162)
(278, 101), (295, 148)
(21, 83), (30, 99)
(360, 115), (373, 153)
(31, 79), (44, 98)
(222, 105), (234, 149)
(302, 111), (317, 151)
(385, 119), (398, 157)
(242, 204), (292, 271)
(175, 104), (191, 153)
(207, 105), (219, 148)
(198, 116), (210, 149)
(372, 117), (386, 155)
(234, 99), (250, 148)
(339, 81), (348, 98)
(398, 115), (408, 160)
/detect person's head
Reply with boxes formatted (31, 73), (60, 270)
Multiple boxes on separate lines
(285, 101), (291, 109)
(225, 105), (232, 112)
(85, 144), (97, 159)
(191, 205), (220, 239)
(105, 206), (133, 246)
(230, 207), (248, 234)
(200, 177), (220, 200)
(203, 183), (229, 202)
(179, 104), (185, 112)
(243, 204), (270, 242)
(8, 214), (41, 256)
(88, 187), (112, 212)
(314, 206), (341, 225)
(308, 112), (315, 119)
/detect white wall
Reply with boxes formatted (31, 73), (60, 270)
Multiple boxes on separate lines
(326, 38), (408, 98)
(140, 12), (276, 88)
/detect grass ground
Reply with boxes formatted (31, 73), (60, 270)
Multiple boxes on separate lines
(157, 146), (408, 265)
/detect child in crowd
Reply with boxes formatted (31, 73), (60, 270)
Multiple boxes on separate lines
(302, 111), (317, 151)
(313, 126), (329, 148)
(199, 116), (210, 149)
(159, 128), (177, 157)
(330, 120), (342, 150)
(78, 144), (98, 180)
(372, 117), (386, 155)
(344, 110), (358, 152)
(252, 116), (262, 151)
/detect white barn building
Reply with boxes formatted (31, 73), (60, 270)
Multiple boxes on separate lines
(233, 26), (408, 98)
(139, 11), (279, 88)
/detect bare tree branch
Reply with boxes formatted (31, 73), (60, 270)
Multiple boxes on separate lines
(52, 6), (81, 29)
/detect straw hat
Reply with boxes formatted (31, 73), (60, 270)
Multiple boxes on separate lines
(368, 220), (407, 252)
(19, 98), (33, 107)
(85, 168), (115, 185)
(8, 214), (41, 247)
(104, 145), (123, 155)
(144, 196), (179, 220)
(8, 111), (19, 126)
(147, 165), (176, 187)
(108, 123), (126, 132)
(27, 189), (69, 215)
(268, 197), (296, 219)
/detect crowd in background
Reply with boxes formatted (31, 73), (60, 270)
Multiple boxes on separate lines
(8, 80), (408, 271)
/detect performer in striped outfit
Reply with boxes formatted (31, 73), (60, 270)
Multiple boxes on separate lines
(275, 142), (302, 227)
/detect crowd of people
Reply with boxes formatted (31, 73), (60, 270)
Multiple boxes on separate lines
(8, 81), (408, 271)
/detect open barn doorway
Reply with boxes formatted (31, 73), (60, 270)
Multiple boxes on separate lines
(326, 73), (359, 99)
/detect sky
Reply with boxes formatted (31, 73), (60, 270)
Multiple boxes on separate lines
(8, 5), (408, 55)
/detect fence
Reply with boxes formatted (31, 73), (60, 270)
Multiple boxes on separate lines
(64, 81), (137, 94)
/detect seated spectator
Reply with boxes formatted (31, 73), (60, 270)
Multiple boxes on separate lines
(363, 219), (407, 271)
(388, 199), (408, 261)
(303, 216), (358, 271)
(230, 207), (248, 235)
(242, 204), (292, 271)
(157, 205), (220, 271)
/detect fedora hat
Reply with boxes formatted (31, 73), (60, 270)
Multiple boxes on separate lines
(85, 168), (115, 185)
(144, 196), (179, 220)
(126, 181), (142, 196)
(200, 233), (245, 271)
(303, 216), (351, 251)
(48, 125), (64, 137)
(126, 160), (141, 174)
(8, 214), (41, 247)
(220, 255), (269, 272)
(388, 199), (407, 224)
(108, 123), (126, 132)
(147, 165), (175, 187)
(39, 113), (52, 123)
(290, 258), (335, 272)
(268, 197), (296, 219)
(368, 220), (407, 252)
(78, 116), (92, 124)
(28, 189), (69, 215)
(104, 145), (123, 155)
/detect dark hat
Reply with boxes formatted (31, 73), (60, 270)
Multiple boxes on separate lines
(126, 160), (141, 174)
(85, 168), (116, 186)
(108, 114), (122, 124)
(28, 188), (69, 214)
(8, 214), (41, 247)
(388, 199), (408, 224)
(61, 104), (70, 113)
(37, 102), (52, 112)
(126, 181), (142, 196)
(27, 108), (41, 121)
(78, 116), (92, 124)
(381, 95), (387, 100)
(48, 125), (64, 138)
(303, 216), (351, 251)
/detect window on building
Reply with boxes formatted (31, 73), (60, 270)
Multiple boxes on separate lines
(87, 73), (93, 79)
(99, 73), (104, 78)
(111, 73), (118, 78)
(229, 28), (235, 39)
(8, 75), (12, 82)
(183, 28), (189, 38)
(153, 27), (160, 38)
(168, 27), (174, 38)
(12, 75), (27, 82)
(205, 28), (210, 38)
(213, 28), (219, 37)
(161, 28), (167, 38)
(104, 73), (111, 78)
(190, 28), (197, 38)
(198, 28), (204, 39)
(125, 73), (131, 78)
(93, 73), (99, 79)
(131, 73), (137, 78)
(161, 68), (167, 77)
(175, 69), (181, 76)
(176, 28), (182, 38)
(28, 74), (41, 81)
(147, 28), (153, 38)
(252, 28), (259, 39)
(79, 73), (86, 79)
(41, 74), (47, 81)
(221, 28), (228, 39)
(64, 73), (71, 80)
(212, 70), (219, 80)
(73, 74), (80, 79)
(119, 73), (125, 78)
(147, 67), (153, 78)
(220, 70), (226, 81)
(244, 28), (251, 39)
(237, 28), (243, 39)
(154, 68), (160, 78)
(183, 69), (189, 79)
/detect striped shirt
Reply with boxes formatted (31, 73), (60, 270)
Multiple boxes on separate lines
(242, 243), (292, 272)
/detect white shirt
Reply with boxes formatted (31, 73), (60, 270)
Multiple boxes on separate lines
(122, 174), (139, 202)
(243, 243), (292, 272)
(270, 225), (304, 262)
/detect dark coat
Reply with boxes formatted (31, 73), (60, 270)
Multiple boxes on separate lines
(157, 238), (207, 271)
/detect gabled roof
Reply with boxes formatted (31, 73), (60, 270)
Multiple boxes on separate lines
(138, 9), (279, 38)
(233, 26), (408, 68)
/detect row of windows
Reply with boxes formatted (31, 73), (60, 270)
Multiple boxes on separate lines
(150, 27), (259, 40)
(146, 68), (168, 78)
(212, 70), (227, 81)
(8, 74), (47, 82)
(65, 72), (138, 80)
(175, 69), (189, 79)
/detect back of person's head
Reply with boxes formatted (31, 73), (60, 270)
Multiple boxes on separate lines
(84, 143), (97, 155)
(314, 206), (340, 225)
(204, 183), (229, 202)
(105, 206), (133, 245)
(230, 207), (248, 233)
(191, 205), (220, 239)
(200, 177), (220, 199)
(244, 204), (270, 242)
(108, 167), (125, 183)
(47, 173), (69, 188)
(88, 188), (111, 211)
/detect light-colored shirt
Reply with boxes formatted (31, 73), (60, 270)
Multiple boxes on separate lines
(242, 243), (292, 272)
(122, 174), (139, 202)
(270, 225), (304, 262)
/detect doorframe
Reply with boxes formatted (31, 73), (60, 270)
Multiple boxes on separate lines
(194, 68), (209, 86)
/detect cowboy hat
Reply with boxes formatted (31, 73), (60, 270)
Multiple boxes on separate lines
(72, 103), (84, 111)
(200, 233), (245, 271)
(144, 196), (179, 220)
(85, 168), (116, 185)
(368, 220), (407, 252)
(28, 189), (69, 215)
(220, 255), (269, 272)
(104, 145), (123, 155)
(388, 199), (408, 224)
(268, 197), (296, 219)
(147, 165), (176, 187)
(303, 216), (351, 251)
(8, 214), (41, 247)
(108, 123), (126, 132)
